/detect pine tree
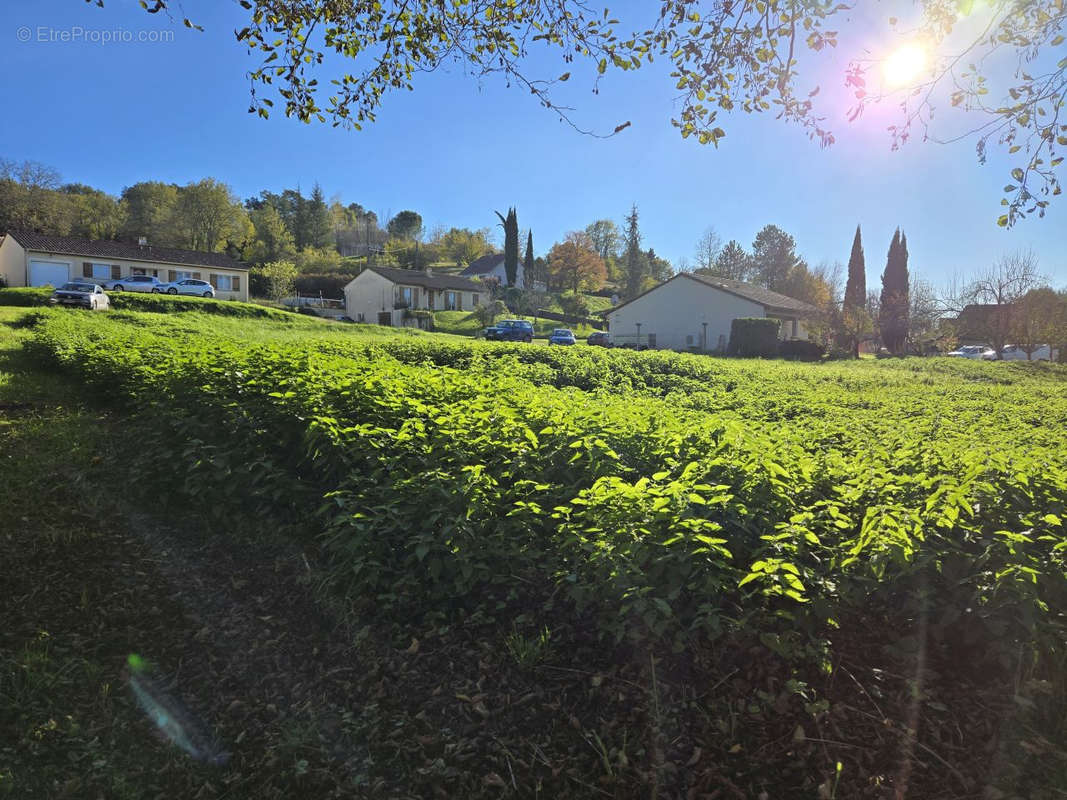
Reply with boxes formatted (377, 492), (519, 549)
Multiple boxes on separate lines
(842, 225), (867, 357)
(879, 229), (911, 354)
(306, 183), (332, 249)
(523, 230), (534, 288)
(623, 203), (644, 299)
(495, 207), (519, 286)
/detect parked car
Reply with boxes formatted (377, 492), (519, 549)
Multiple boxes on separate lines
(548, 328), (576, 346)
(157, 278), (215, 298)
(1000, 344), (1056, 361)
(103, 274), (164, 293)
(946, 345), (996, 360)
(484, 319), (534, 342)
(587, 331), (612, 348)
(49, 282), (110, 310)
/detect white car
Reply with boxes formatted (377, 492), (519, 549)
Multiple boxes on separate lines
(946, 345), (997, 360)
(1000, 344), (1057, 361)
(49, 282), (110, 311)
(103, 274), (165, 293)
(156, 278), (215, 298)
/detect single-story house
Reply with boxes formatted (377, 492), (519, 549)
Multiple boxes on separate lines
(343, 266), (485, 326)
(604, 272), (817, 351)
(459, 252), (550, 291)
(0, 231), (249, 301)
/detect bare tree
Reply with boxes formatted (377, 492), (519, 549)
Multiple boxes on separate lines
(693, 227), (723, 273)
(958, 250), (1045, 357)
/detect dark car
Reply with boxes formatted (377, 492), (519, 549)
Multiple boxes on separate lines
(587, 331), (612, 348)
(484, 319), (534, 342)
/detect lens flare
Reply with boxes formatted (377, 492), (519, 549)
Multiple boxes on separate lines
(883, 43), (928, 88)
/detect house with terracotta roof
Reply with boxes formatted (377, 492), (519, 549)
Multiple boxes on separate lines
(604, 272), (818, 351)
(343, 266), (485, 326)
(0, 231), (249, 301)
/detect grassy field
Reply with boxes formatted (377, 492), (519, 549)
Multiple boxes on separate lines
(3, 305), (1066, 798)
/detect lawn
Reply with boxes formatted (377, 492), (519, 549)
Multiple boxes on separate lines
(4, 305), (1065, 799)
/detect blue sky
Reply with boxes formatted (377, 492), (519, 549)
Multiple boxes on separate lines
(1, 0), (1064, 289)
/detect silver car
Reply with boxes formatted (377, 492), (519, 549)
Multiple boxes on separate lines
(103, 274), (164, 293)
(946, 345), (996, 360)
(49, 282), (110, 310)
(156, 278), (215, 298)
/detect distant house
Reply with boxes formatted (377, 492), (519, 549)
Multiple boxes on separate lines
(0, 231), (249, 301)
(953, 303), (1013, 344)
(343, 266), (484, 326)
(604, 272), (817, 351)
(458, 253), (533, 292)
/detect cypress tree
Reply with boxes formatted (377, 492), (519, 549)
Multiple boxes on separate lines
(524, 230), (534, 288)
(495, 207), (519, 287)
(879, 228), (911, 354)
(623, 203), (644, 299)
(842, 225), (867, 357)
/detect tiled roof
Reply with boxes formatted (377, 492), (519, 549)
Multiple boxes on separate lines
(460, 253), (505, 276)
(606, 273), (818, 318)
(8, 231), (248, 271)
(685, 273), (818, 314)
(364, 265), (484, 292)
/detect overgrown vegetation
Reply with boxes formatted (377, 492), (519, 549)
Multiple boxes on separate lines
(7, 307), (1067, 797)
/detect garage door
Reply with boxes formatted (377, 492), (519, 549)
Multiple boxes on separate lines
(29, 260), (71, 287)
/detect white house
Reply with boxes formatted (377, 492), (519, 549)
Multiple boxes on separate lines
(604, 272), (817, 352)
(343, 266), (485, 326)
(461, 253), (524, 288)
(0, 231), (249, 301)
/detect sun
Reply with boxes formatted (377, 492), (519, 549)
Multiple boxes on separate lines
(883, 42), (928, 88)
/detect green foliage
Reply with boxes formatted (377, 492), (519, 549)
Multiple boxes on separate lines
(728, 317), (781, 357)
(0, 287), (51, 307)
(387, 210), (423, 241)
(24, 309), (1067, 674)
(495, 208), (519, 287)
(879, 229), (910, 354)
(778, 339), (825, 362)
(250, 260), (298, 302)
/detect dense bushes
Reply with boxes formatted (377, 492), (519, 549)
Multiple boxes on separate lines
(0, 287), (51, 306)
(108, 292), (296, 319)
(778, 338), (825, 361)
(728, 317), (780, 357)
(28, 310), (1067, 667)
(293, 273), (350, 298)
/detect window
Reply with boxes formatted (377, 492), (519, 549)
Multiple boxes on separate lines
(175, 271), (194, 281)
(213, 274), (238, 291)
(445, 291), (458, 311)
(472, 293), (480, 307)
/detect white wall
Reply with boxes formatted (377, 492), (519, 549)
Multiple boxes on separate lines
(344, 269), (397, 323)
(9, 246), (249, 300)
(606, 275), (765, 351)
(0, 236), (25, 287)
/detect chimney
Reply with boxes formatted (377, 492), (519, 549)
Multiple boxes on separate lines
(137, 236), (148, 246)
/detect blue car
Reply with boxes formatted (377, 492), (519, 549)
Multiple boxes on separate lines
(484, 319), (534, 342)
(548, 328), (576, 346)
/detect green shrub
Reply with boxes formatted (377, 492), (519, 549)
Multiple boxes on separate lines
(109, 292), (295, 320)
(728, 317), (780, 357)
(778, 339), (825, 361)
(27, 310), (1067, 668)
(0, 287), (51, 307)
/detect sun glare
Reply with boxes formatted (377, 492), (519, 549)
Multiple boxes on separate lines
(883, 43), (928, 88)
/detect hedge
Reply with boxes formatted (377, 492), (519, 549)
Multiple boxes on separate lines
(728, 317), (780, 357)
(778, 339), (826, 362)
